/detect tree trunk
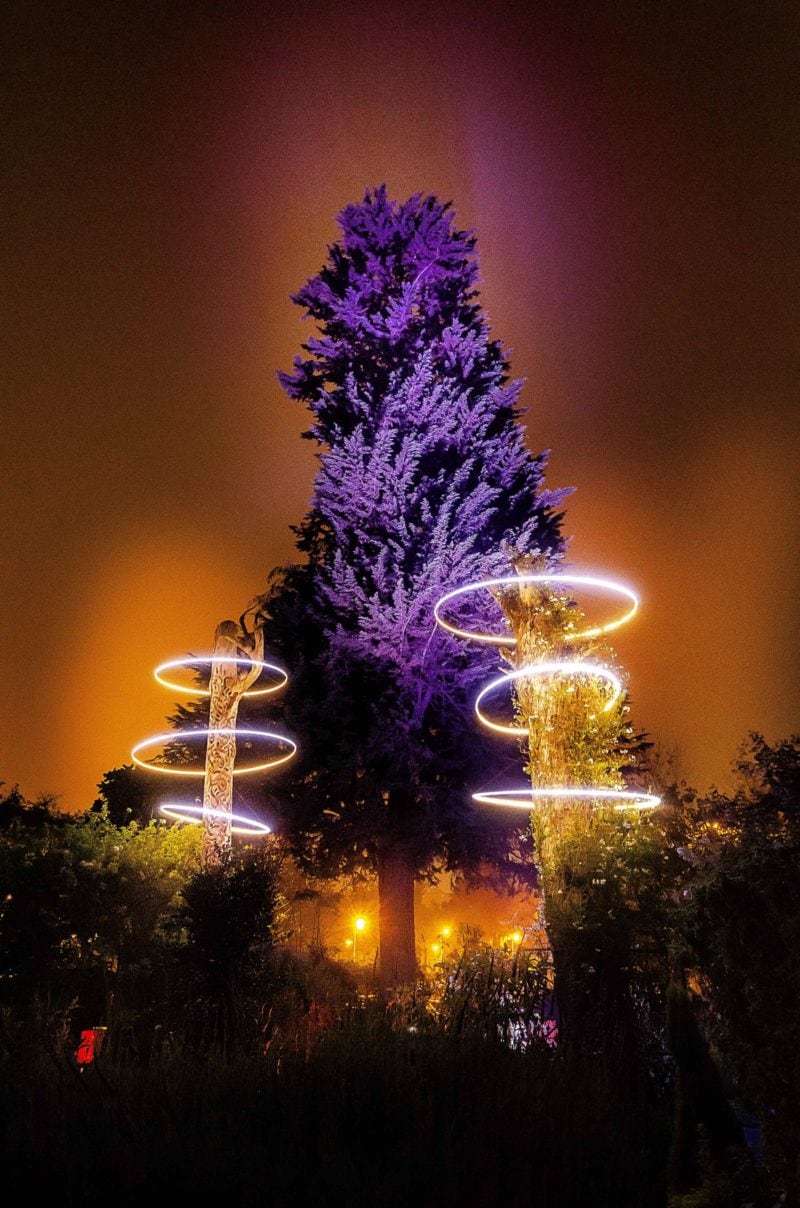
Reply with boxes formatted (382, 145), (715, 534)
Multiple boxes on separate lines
(377, 847), (417, 988)
(202, 616), (265, 869)
(202, 652), (241, 869)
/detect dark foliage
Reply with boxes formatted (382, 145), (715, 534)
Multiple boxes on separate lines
(92, 763), (161, 827)
(0, 792), (198, 1044)
(0, 1014), (670, 1208)
(180, 848), (282, 1048)
(673, 733), (800, 1200)
(1, 739), (798, 1203)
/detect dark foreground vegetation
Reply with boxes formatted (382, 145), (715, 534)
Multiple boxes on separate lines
(2, 1014), (669, 1208)
(1, 733), (798, 1207)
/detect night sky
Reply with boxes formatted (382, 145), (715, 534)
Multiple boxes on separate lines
(4, 1), (798, 810)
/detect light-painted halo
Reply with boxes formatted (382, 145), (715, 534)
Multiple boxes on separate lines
(131, 728), (297, 777)
(154, 656), (288, 698)
(475, 661), (623, 737)
(472, 787), (661, 811)
(433, 570), (660, 812)
(434, 574), (639, 646)
(159, 802), (272, 835)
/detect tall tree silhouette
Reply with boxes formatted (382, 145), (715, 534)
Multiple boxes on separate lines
(267, 187), (566, 984)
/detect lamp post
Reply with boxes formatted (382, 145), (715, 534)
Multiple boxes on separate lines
(354, 916), (366, 963)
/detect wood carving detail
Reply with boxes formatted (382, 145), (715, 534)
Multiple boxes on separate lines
(202, 598), (267, 868)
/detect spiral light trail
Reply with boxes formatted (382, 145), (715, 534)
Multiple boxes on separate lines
(132, 654), (296, 836)
(434, 573), (660, 812)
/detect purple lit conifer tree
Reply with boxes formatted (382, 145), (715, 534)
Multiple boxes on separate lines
(267, 187), (566, 984)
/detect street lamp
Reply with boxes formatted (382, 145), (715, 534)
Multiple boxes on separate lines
(354, 916), (366, 962)
(501, 929), (524, 955)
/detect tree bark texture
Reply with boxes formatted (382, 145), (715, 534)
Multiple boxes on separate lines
(202, 612), (265, 870)
(377, 846), (417, 988)
(501, 557), (626, 1052)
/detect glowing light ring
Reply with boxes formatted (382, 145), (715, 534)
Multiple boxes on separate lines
(159, 803), (272, 835)
(475, 661), (622, 736)
(433, 574), (639, 646)
(473, 788), (661, 810)
(154, 656), (288, 698)
(434, 570), (661, 812)
(135, 648), (295, 841)
(131, 728), (297, 777)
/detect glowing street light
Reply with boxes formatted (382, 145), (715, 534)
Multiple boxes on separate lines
(500, 930), (523, 954)
(353, 916), (367, 962)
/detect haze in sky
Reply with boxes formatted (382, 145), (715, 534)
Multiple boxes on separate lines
(4, 1), (798, 809)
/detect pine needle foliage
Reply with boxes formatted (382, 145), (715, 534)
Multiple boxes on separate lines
(262, 186), (567, 896)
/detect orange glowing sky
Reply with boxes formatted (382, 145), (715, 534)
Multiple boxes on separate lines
(4, 2), (798, 810)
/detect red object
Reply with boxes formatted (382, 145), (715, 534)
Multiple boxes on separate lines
(76, 1027), (106, 1065)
